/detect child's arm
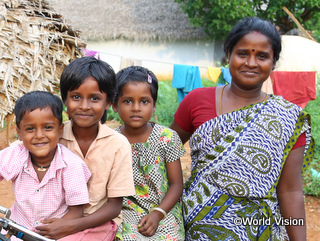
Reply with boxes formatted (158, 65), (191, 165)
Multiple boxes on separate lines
(61, 205), (84, 220)
(138, 159), (183, 237)
(36, 197), (123, 239)
(277, 146), (306, 241)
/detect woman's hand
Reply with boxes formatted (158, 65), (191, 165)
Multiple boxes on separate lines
(138, 211), (163, 237)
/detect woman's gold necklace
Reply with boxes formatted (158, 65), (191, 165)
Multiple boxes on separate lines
(220, 85), (268, 115)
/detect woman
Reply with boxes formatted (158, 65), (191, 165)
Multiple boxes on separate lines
(170, 17), (314, 240)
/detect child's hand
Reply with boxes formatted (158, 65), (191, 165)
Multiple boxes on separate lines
(36, 218), (75, 239)
(138, 211), (163, 237)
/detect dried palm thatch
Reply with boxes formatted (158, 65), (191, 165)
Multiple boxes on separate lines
(0, 0), (86, 129)
(50, 0), (207, 42)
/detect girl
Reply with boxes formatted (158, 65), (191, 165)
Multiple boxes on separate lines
(36, 57), (135, 241)
(113, 66), (186, 240)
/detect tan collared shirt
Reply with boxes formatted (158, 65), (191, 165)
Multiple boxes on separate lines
(60, 121), (135, 225)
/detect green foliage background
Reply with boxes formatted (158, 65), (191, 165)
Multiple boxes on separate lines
(174, 0), (320, 41)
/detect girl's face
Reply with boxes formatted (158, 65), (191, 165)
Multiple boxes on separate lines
(229, 31), (274, 90)
(65, 76), (110, 129)
(113, 81), (155, 130)
(16, 107), (63, 166)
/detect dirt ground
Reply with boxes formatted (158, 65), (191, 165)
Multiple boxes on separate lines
(0, 122), (319, 240)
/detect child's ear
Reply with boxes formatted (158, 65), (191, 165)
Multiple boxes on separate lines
(105, 101), (111, 111)
(112, 103), (118, 113)
(153, 103), (156, 113)
(16, 126), (22, 141)
(59, 123), (64, 138)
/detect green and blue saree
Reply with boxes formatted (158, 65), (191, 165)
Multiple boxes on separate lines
(183, 95), (314, 240)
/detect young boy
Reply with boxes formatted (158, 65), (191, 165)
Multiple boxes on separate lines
(0, 91), (91, 240)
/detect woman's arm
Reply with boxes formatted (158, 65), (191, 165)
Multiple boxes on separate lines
(138, 159), (183, 236)
(277, 146), (306, 241)
(61, 205), (84, 220)
(170, 120), (192, 145)
(37, 197), (123, 239)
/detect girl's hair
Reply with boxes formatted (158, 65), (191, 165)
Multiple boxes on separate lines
(14, 91), (63, 128)
(60, 56), (116, 124)
(114, 66), (158, 104)
(224, 17), (282, 64)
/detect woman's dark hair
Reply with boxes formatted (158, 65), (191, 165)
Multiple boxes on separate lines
(14, 91), (63, 128)
(224, 17), (282, 64)
(60, 56), (116, 124)
(114, 66), (158, 104)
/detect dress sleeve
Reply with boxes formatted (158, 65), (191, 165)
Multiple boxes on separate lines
(0, 145), (25, 181)
(292, 132), (306, 149)
(174, 90), (195, 133)
(174, 87), (217, 133)
(160, 127), (186, 163)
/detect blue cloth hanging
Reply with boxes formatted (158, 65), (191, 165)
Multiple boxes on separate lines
(172, 64), (202, 103)
(218, 67), (232, 86)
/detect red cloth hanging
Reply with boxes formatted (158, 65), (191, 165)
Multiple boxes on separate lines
(270, 71), (317, 108)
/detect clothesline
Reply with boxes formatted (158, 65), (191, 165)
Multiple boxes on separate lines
(84, 48), (317, 108)
(85, 48), (211, 69)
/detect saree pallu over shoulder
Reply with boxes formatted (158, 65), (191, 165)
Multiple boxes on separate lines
(183, 95), (314, 241)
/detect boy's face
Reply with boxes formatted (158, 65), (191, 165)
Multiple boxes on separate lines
(16, 107), (63, 165)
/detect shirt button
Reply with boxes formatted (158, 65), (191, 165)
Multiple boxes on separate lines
(35, 221), (40, 225)
(35, 189), (40, 193)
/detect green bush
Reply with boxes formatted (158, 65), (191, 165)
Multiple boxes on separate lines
(303, 75), (320, 196)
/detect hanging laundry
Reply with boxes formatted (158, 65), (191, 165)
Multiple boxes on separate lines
(207, 67), (221, 83)
(218, 67), (232, 86)
(172, 64), (202, 103)
(270, 71), (316, 108)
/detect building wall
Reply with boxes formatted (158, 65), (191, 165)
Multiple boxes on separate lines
(86, 39), (225, 80)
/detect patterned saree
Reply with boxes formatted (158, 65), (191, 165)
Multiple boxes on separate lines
(183, 96), (314, 240)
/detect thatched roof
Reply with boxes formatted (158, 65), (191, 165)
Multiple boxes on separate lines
(49, 0), (207, 41)
(0, 0), (85, 126)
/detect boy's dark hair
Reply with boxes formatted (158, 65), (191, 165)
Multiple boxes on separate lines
(224, 17), (282, 64)
(14, 91), (63, 128)
(114, 66), (158, 104)
(60, 56), (116, 124)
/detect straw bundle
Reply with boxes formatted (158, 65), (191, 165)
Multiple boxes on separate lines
(0, 0), (86, 127)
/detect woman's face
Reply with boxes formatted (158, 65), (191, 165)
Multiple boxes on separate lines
(228, 31), (274, 90)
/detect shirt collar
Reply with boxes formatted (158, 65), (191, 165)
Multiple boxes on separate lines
(62, 120), (113, 141)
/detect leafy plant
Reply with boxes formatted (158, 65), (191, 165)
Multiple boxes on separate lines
(175, 0), (320, 41)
